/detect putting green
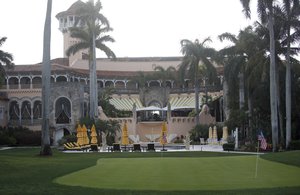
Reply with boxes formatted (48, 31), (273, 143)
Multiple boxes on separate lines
(54, 156), (300, 191)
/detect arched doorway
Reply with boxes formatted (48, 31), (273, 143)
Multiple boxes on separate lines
(55, 97), (71, 124)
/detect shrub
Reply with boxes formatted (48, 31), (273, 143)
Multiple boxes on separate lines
(0, 126), (43, 146)
(223, 143), (235, 151)
(289, 140), (300, 150)
(0, 135), (16, 146)
(15, 131), (41, 146)
(241, 143), (256, 152)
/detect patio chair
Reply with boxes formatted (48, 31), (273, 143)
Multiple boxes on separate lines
(147, 143), (155, 152)
(133, 144), (141, 152)
(63, 143), (81, 150)
(113, 143), (121, 152)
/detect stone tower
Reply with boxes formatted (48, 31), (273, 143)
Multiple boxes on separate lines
(56, 0), (88, 66)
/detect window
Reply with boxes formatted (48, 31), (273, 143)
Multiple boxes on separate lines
(55, 97), (71, 124)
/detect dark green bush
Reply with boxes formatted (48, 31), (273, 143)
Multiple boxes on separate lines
(0, 126), (42, 146)
(223, 143), (235, 151)
(0, 135), (16, 146)
(289, 140), (300, 150)
(15, 131), (41, 146)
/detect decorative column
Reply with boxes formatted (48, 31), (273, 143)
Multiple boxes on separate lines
(18, 76), (21, 89)
(31, 102), (34, 125)
(19, 103), (22, 125)
(30, 76), (33, 89)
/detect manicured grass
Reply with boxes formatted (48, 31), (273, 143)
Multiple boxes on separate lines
(0, 148), (300, 194)
(261, 150), (300, 167)
(55, 156), (300, 191)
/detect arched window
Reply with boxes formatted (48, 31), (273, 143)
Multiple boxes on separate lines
(8, 77), (19, 89)
(20, 77), (31, 89)
(9, 101), (20, 120)
(105, 80), (114, 88)
(55, 97), (71, 124)
(97, 80), (104, 88)
(115, 81), (125, 89)
(149, 80), (160, 87)
(21, 101), (31, 120)
(165, 81), (172, 88)
(32, 77), (42, 88)
(56, 76), (68, 82)
(33, 100), (42, 119)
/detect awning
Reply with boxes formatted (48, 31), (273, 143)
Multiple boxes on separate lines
(109, 96), (143, 111)
(136, 106), (164, 111)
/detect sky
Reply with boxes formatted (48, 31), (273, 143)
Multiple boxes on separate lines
(1, 0), (257, 65)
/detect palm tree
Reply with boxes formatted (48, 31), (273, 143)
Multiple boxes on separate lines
(66, 0), (115, 119)
(219, 26), (268, 140)
(241, 0), (279, 151)
(219, 32), (246, 110)
(40, 0), (52, 156)
(280, 0), (300, 148)
(153, 66), (176, 106)
(95, 119), (120, 145)
(0, 37), (14, 77)
(180, 38), (217, 125)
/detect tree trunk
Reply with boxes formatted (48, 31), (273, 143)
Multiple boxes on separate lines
(268, 12), (279, 152)
(247, 87), (253, 141)
(41, 0), (52, 156)
(238, 72), (245, 109)
(89, 58), (94, 118)
(223, 79), (230, 121)
(276, 64), (284, 147)
(195, 83), (200, 125)
(92, 32), (98, 119)
(194, 62), (200, 125)
(286, 23), (292, 149)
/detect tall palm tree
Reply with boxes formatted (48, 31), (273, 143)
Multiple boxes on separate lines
(66, 0), (115, 119)
(0, 37), (14, 78)
(180, 38), (217, 125)
(241, 0), (279, 151)
(0, 37), (14, 66)
(219, 26), (267, 140)
(41, 0), (52, 156)
(280, 0), (300, 148)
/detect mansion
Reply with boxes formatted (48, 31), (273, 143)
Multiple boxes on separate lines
(0, 1), (225, 145)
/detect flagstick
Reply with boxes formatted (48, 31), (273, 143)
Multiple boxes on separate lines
(254, 141), (260, 178)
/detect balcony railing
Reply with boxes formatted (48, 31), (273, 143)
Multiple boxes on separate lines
(9, 119), (42, 126)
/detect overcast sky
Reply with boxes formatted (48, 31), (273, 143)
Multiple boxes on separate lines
(1, 0), (257, 65)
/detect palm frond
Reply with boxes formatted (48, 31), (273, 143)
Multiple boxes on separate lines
(96, 43), (116, 58)
(97, 35), (115, 43)
(66, 42), (90, 56)
(240, 0), (251, 18)
(219, 32), (238, 43)
(0, 37), (7, 47)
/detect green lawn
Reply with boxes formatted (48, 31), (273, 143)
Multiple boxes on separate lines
(55, 156), (300, 191)
(1, 148), (300, 194)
